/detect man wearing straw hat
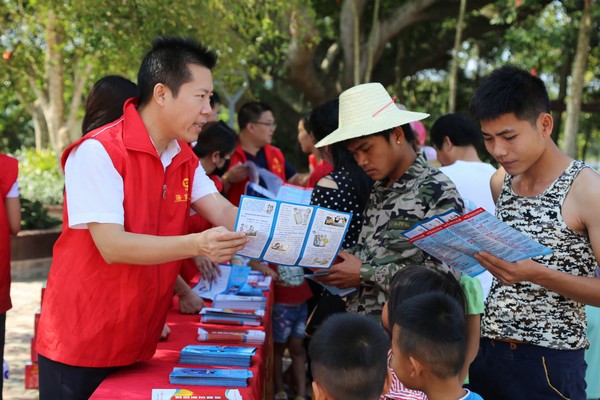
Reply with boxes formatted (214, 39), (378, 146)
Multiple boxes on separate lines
(314, 82), (464, 317)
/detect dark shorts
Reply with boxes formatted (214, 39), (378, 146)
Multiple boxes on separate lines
(469, 338), (587, 400)
(272, 303), (308, 344)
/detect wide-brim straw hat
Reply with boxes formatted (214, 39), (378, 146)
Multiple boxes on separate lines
(315, 82), (429, 148)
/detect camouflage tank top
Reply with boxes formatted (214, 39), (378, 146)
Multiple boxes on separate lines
(481, 160), (597, 349)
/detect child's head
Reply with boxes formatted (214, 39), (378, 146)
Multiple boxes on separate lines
(390, 292), (466, 391)
(193, 120), (237, 174)
(383, 265), (465, 332)
(309, 313), (390, 400)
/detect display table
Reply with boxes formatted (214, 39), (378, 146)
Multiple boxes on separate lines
(91, 290), (273, 400)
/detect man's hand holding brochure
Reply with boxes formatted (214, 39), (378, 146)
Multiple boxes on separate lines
(234, 195), (357, 296)
(402, 207), (553, 277)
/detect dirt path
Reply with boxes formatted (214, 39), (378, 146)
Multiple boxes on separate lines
(4, 280), (42, 400)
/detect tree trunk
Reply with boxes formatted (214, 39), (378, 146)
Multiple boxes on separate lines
(43, 10), (67, 156)
(551, 44), (574, 143)
(563, 0), (593, 158)
(363, 0), (381, 83)
(284, 7), (330, 106)
(340, 0), (368, 88)
(448, 0), (467, 113)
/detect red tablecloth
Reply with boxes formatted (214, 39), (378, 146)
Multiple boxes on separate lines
(91, 290), (273, 400)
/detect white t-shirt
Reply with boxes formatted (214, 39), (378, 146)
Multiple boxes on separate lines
(440, 160), (497, 298)
(439, 160), (496, 214)
(64, 139), (217, 229)
(6, 181), (19, 198)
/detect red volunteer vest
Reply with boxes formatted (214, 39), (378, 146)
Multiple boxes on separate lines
(0, 154), (18, 314)
(36, 99), (199, 367)
(226, 143), (286, 206)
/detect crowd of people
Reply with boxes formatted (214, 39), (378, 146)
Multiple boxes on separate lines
(1, 35), (599, 400)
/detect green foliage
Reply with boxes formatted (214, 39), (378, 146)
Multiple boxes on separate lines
(15, 147), (64, 205)
(19, 197), (61, 230)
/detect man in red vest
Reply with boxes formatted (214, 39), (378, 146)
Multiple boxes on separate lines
(223, 101), (306, 206)
(0, 152), (20, 399)
(36, 37), (248, 400)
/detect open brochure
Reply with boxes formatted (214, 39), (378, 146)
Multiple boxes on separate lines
(192, 265), (252, 301)
(234, 195), (352, 268)
(402, 208), (553, 277)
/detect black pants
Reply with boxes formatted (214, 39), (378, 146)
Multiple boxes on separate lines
(1, 313), (5, 400)
(38, 354), (118, 400)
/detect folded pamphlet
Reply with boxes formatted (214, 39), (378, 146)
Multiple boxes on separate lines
(402, 208), (553, 277)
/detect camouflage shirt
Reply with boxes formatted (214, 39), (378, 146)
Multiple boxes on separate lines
(481, 160), (597, 349)
(346, 154), (464, 317)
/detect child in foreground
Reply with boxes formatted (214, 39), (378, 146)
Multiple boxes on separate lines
(390, 292), (483, 400)
(309, 313), (391, 400)
(381, 265), (482, 400)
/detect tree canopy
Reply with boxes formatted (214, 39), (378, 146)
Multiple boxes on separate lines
(1, 0), (599, 163)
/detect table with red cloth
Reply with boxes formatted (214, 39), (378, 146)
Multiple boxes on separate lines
(91, 290), (273, 400)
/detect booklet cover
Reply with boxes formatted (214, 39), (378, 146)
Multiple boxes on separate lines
(152, 388), (245, 400)
(197, 328), (265, 344)
(168, 368), (253, 387)
(402, 208), (553, 277)
(213, 294), (266, 311)
(200, 308), (264, 327)
(234, 195), (352, 268)
(180, 345), (256, 367)
(276, 183), (313, 205)
(192, 265), (252, 301)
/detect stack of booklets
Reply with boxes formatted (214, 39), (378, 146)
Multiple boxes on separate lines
(180, 345), (257, 367)
(213, 294), (266, 311)
(197, 327), (266, 345)
(168, 367), (253, 387)
(200, 307), (264, 327)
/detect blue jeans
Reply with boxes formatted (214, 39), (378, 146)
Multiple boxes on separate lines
(469, 339), (587, 400)
(272, 303), (307, 344)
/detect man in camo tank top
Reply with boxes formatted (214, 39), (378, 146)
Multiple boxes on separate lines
(468, 66), (600, 400)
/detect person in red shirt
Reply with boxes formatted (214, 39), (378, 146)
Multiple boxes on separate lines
(223, 101), (306, 205)
(36, 37), (248, 400)
(297, 114), (333, 188)
(0, 153), (21, 399)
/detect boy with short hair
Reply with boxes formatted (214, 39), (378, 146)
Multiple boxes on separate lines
(390, 292), (482, 400)
(309, 313), (391, 400)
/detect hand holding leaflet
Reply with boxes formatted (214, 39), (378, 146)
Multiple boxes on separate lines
(403, 208), (553, 277)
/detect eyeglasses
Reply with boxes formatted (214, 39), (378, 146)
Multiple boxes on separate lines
(252, 121), (277, 129)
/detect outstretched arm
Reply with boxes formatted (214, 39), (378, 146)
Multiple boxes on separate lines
(88, 223), (248, 265)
